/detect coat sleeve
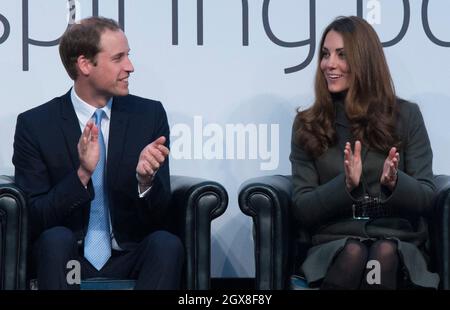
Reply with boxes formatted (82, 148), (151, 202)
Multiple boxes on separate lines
(290, 123), (355, 230)
(383, 102), (436, 216)
(13, 113), (93, 237)
(137, 101), (171, 223)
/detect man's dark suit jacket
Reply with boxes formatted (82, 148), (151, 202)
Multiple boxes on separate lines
(13, 90), (171, 249)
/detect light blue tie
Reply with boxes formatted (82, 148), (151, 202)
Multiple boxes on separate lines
(84, 109), (111, 270)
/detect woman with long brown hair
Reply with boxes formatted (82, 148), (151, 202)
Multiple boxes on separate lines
(291, 16), (438, 289)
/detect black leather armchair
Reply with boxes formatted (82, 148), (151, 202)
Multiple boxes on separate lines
(0, 175), (228, 290)
(239, 174), (450, 290)
(0, 176), (27, 290)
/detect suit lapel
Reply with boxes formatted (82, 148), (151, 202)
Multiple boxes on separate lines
(107, 97), (129, 188)
(60, 91), (82, 169)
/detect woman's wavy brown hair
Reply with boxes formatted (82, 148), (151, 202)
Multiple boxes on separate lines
(294, 16), (400, 158)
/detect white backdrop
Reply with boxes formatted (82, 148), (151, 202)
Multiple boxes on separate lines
(1, 0), (449, 277)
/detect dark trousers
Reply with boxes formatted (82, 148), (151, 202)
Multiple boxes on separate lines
(32, 227), (185, 290)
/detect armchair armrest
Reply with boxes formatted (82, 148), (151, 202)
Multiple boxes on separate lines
(432, 174), (450, 289)
(238, 175), (292, 290)
(170, 175), (228, 290)
(0, 175), (28, 290)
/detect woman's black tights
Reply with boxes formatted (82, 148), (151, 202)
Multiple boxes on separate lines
(320, 239), (399, 290)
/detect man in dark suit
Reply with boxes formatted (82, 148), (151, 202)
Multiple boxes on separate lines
(13, 16), (184, 289)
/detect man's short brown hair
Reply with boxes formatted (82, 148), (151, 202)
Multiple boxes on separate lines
(59, 16), (121, 80)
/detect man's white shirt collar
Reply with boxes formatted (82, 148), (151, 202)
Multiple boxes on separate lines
(70, 87), (112, 126)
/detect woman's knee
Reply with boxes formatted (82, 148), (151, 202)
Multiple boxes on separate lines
(370, 240), (398, 261)
(340, 240), (368, 264)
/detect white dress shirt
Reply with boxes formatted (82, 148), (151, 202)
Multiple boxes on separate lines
(70, 88), (151, 250)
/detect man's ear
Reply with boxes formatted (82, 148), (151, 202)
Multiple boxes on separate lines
(77, 55), (92, 76)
